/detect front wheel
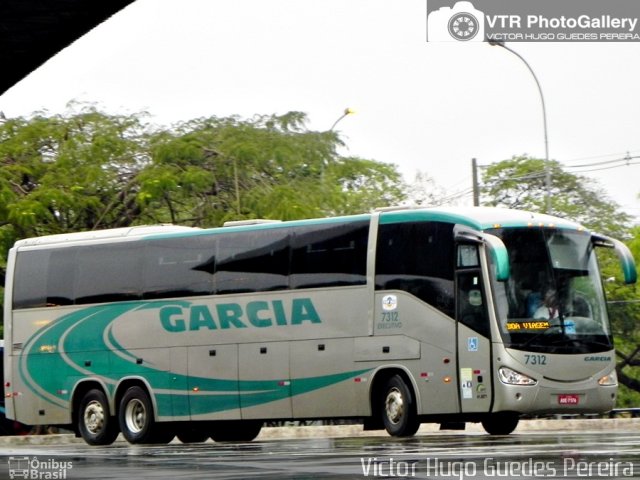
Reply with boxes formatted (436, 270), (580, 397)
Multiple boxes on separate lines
(118, 386), (171, 444)
(481, 412), (519, 435)
(78, 389), (120, 446)
(381, 375), (420, 437)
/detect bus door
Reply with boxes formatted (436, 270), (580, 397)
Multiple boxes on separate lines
(455, 243), (493, 413)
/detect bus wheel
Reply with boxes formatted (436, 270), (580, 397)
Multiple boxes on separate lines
(118, 386), (165, 444)
(381, 375), (420, 437)
(481, 412), (519, 435)
(210, 420), (262, 442)
(78, 389), (119, 446)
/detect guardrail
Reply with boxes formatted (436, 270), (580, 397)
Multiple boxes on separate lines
(608, 408), (640, 418)
(529, 409), (640, 420)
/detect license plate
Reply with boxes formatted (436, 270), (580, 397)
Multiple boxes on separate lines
(558, 394), (580, 405)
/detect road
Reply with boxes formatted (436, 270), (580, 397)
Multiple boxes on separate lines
(0, 425), (639, 479)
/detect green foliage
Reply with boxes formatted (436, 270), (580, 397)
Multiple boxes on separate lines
(609, 226), (640, 407)
(0, 108), (405, 236)
(481, 155), (631, 237)
(0, 107), (149, 245)
(0, 107), (408, 339)
(135, 113), (405, 226)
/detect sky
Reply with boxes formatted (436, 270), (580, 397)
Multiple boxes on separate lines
(1, 0), (639, 222)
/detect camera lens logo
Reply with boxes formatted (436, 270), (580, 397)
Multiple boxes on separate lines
(448, 12), (479, 41)
(427, 2), (484, 42)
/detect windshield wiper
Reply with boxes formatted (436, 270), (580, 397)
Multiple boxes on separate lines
(572, 338), (613, 350)
(519, 324), (564, 349)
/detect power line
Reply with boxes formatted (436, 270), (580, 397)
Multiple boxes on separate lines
(474, 155), (640, 187)
(435, 187), (474, 205)
(569, 160), (640, 174)
(565, 155), (640, 169)
(482, 171), (546, 185)
(564, 150), (640, 164)
(466, 152), (640, 209)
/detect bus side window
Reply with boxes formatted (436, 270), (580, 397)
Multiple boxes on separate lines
(290, 222), (368, 289)
(215, 229), (290, 294)
(375, 222), (455, 318)
(456, 245), (490, 338)
(75, 244), (144, 304)
(47, 248), (76, 305)
(12, 250), (49, 309)
(143, 237), (215, 299)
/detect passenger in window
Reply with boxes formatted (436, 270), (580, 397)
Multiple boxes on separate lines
(460, 288), (488, 336)
(533, 289), (558, 320)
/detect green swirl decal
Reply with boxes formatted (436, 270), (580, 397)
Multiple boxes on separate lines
(20, 301), (370, 418)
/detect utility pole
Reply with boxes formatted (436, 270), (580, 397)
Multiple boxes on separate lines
(472, 157), (480, 207)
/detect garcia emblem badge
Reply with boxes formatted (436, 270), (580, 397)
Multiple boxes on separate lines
(382, 294), (398, 311)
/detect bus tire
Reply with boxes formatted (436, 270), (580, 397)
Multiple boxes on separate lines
(210, 420), (262, 442)
(481, 412), (519, 435)
(381, 374), (420, 437)
(118, 386), (166, 444)
(78, 389), (119, 446)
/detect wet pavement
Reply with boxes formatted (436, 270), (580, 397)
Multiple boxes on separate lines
(0, 428), (639, 479)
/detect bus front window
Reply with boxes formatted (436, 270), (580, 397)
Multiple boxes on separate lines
(487, 227), (612, 354)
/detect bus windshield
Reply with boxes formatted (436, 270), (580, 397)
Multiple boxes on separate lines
(487, 227), (612, 354)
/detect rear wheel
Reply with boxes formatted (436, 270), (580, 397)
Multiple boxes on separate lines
(118, 386), (172, 444)
(481, 412), (519, 435)
(210, 420), (262, 442)
(381, 375), (420, 437)
(78, 389), (119, 446)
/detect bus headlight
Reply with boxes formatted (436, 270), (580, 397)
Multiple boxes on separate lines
(598, 371), (617, 386)
(498, 367), (537, 386)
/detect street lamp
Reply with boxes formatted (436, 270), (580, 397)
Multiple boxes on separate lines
(323, 108), (355, 181)
(329, 107), (355, 131)
(489, 41), (551, 213)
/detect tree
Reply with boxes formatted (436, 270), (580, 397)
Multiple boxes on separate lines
(609, 227), (640, 406)
(135, 112), (406, 225)
(0, 108), (406, 236)
(0, 108), (149, 244)
(481, 155), (640, 405)
(480, 155), (631, 237)
(405, 170), (447, 207)
(0, 107), (408, 336)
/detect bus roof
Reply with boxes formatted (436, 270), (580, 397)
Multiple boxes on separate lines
(139, 207), (586, 240)
(13, 225), (198, 248)
(12, 207), (588, 248)
(378, 207), (586, 231)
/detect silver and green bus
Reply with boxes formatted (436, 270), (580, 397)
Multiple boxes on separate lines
(3, 207), (636, 445)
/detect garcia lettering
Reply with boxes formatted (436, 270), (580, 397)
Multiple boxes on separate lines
(160, 298), (321, 332)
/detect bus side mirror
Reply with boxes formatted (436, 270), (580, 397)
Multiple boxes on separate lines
(592, 234), (637, 284)
(484, 234), (510, 282)
(454, 227), (510, 282)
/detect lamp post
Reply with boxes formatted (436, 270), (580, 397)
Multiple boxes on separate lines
(489, 41), (551, 213)
(329, 107), (355, 131)
(323, 108), (355, 181)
